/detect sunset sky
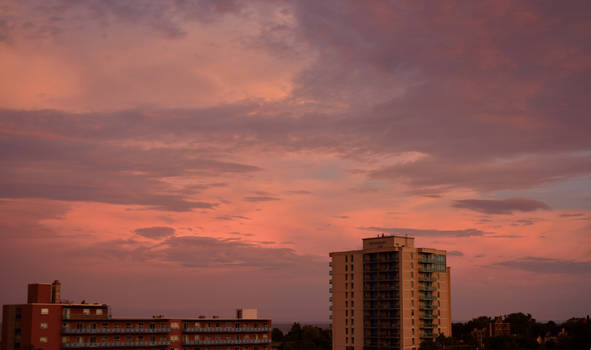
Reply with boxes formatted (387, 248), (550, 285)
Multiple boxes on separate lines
(1, 1), (590, 323)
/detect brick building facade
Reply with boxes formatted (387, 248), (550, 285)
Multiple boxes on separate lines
(2, 281), (271, 350)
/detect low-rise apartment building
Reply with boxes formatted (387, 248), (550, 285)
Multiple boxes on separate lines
(2, 281), (271, 350)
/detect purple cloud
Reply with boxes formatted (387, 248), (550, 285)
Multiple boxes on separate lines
(360, 226), (488, 238)
(453, 198), (551, 215)
(494, 257), (591, 274)
(134, 226), (175, 239)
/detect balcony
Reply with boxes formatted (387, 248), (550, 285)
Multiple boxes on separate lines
(183, 339), (271, 345)
(419, 314), (435, 320)
(420, 323), (436, 329)
(419, 266), (435, 273)
(418, 275), (436, 282)
(62, 341), (171, 348)
(183, 327), (271, 333)
(419, 304), (437, 310)
(418, 285), (435, 292)
(62, 328), (171, 334)
(419, 295), (435, 301)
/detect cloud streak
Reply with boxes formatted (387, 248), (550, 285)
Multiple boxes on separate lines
(134, 226), (176, 239)
(453, 198), (551, 215)
(494, 257), (591, 274)
(360, 227), (489, 238)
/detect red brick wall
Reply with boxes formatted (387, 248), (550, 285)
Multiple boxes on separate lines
(27, 284), (52, 304)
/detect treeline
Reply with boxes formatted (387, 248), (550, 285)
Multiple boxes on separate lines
(271, 323), (331, 350)
(271, 313), (591, 350)
(421, 313), (591, 350)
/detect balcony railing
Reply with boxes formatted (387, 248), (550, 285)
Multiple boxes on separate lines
(62, 328), (171, 334)
(419, 304), (437, 310)
(183, 339), (270, 345)
(62, 341), (170, 348)
(418, 285), (435, 292)
(183, 327), (271, 333)
(419, 295), (435, 301)
(419, 266), (435, 273)
(420, 324), (436, 329)
(419, 314), (435, 320)
(418, 275), (436, 282)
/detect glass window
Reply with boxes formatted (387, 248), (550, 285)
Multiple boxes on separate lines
(96, 309), (103, 315)
(83, 309), (90, 315)
(41, 308), (49, 315)
(40, 337), (48, 343)
(40, 322), (48, 329)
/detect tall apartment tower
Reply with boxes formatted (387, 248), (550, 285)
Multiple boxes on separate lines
(329, 235), (451, 350)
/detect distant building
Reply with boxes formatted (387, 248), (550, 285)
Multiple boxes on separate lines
(470, 315), (512, 348)
(2, 281), (271, 350)
(488, 316), (510, 337)
(329, 235), (452, 350)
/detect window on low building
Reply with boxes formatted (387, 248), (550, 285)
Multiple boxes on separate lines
(40, 337), (48, 343)
(41, 308), (49, 315)
(40, 322), (48, 329)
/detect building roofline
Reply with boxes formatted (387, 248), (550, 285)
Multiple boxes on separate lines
(362, 234), (414, 240)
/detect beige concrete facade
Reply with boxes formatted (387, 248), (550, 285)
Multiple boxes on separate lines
(330, 235), (451, 350)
